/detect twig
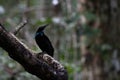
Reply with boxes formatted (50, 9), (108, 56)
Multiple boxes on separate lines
(13, 20), (27, 35)
(0, 23), (7, 31)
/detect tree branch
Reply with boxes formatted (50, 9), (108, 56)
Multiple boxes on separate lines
(13, 20), (27, 35)
(0, 25), (68, 80)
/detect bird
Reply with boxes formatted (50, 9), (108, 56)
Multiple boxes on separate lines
(35, 24), (54, 57)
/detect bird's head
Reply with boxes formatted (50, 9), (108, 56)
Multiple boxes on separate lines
(35, 24), (48, 37)
(36, 24), (48, 33)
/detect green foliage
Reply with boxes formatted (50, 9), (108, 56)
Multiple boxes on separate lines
(34, 18), (52, 27)
(62, 62), (82, 80)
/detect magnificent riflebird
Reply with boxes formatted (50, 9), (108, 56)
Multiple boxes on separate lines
(35, 24), (54, 57)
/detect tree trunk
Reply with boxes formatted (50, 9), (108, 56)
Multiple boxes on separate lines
(77, 0), (105, 80)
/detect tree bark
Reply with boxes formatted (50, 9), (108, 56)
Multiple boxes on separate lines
(0, 25), (68, 80)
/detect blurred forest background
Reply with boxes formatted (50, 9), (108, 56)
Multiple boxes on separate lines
(0, 0), (120, 80)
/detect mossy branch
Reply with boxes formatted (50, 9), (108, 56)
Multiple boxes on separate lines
(0, 24), (68, 80)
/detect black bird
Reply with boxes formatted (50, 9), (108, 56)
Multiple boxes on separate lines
(35, 24), (54, 57)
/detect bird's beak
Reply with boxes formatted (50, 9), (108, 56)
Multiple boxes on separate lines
(40, 24), (49, 30)
(43, 24), (49, 29)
